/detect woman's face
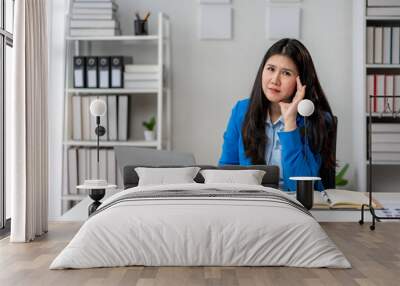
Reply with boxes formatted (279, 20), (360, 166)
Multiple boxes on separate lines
(262, 54), (299, 103)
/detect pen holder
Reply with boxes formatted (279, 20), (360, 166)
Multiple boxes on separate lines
(134, 19), (148, 35)
(289, 176), (321, 210)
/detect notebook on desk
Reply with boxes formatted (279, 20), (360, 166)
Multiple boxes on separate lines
(312, 189), (383, 210)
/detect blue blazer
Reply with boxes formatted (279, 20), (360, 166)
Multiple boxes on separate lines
(218, 98), (324, 192)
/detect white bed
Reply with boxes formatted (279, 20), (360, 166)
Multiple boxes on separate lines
(50, 183), (351, 269)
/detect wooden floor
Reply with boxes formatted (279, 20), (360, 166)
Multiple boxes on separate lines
(0, 222), (399, 286)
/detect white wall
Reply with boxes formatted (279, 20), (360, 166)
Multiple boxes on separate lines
(48, 0), (356, 217)
(115, 0), (354, 185)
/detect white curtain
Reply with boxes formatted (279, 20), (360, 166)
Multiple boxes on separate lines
(10, 0), (48, 242)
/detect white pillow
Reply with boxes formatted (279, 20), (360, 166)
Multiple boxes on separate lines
(135, 167), (201, 186)
(200, 169), (266, 185)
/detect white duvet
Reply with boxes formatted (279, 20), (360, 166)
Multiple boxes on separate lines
(50, 183), (351, 269)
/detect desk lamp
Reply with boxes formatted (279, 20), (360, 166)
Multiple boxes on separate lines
(90, 98), (107, 178)
(83, 99), (108, 215)
(290, 99), (321, 210)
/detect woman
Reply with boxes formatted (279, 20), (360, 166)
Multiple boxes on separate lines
(218, 38), (335, 192)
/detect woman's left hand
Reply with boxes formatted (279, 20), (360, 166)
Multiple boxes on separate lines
(279, 76), (306, 131)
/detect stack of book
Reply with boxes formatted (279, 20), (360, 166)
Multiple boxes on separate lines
(69, 0), (121, 37)
(71, 95), (129, 141)
(367, 0), (400, 16)
(370, 123), (400, 162)
(124, 65), (159, 90)
(65, 147), (124, 195)
(366, 26), (400, 65)
(366, 74), (400, 113)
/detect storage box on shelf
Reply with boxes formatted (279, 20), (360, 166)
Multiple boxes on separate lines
(61, 10), (171, 213)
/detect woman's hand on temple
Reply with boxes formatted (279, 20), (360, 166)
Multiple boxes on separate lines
(279, 76), (306, 131)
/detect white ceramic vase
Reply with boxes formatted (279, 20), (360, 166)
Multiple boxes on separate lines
(144, 130), (155, 141)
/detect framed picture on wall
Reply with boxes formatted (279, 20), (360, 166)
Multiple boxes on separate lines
(266, 6), (301, 39)
(199, 5), (232, 40)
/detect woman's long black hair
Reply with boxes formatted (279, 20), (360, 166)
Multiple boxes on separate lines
(242, 38), (336, 169)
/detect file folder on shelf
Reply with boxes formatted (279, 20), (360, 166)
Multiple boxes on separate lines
(73, 56), (86, 88)
(111, 56), (123, 88)
(99, 56), (110, 88)
(86, 56), (98, 88)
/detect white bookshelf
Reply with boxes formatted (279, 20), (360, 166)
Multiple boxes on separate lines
(67, 88), (159, 94)
(366, 160), (400, 165)
(365, 112), (400, 117)
(61, 10), (172, 208)
(65, 35), (160, 41)
(64, 140), (158, 147)
(353, 0), (400, 193)
(366, 16), (400, 21)
(366, 64), (400, 68)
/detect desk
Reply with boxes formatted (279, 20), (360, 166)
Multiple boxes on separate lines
(59, 191), (400, 222)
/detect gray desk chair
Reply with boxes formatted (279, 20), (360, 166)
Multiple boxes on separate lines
(114, 146), (196, 183)
(319, 116), (338, 189)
